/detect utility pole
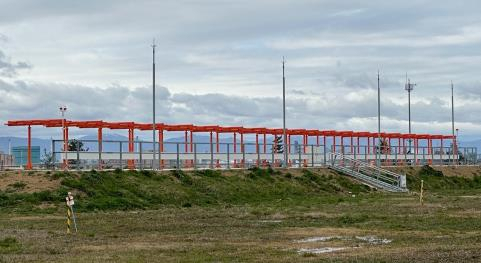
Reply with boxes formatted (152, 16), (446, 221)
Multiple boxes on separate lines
(377, 71), (381, 167)
(152, 40), (157, 171)
(59, 106), (67, 170)
(451, 81), (456, 165)
(282, 57), (288, 168)
(405, 75), (415, 153)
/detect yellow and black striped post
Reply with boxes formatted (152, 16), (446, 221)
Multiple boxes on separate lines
(67, 206), (72, 234)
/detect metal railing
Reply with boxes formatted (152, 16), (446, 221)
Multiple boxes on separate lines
(329, 152), (408, 192)
(44, 139), (478, 170)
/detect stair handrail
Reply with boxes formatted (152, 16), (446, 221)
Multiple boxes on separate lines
(329, 152), (404, 188)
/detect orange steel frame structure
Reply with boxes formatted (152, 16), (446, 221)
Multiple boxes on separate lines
(5, 119), (456, 170)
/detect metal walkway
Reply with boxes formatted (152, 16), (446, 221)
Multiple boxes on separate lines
(328, 152), (408, 192)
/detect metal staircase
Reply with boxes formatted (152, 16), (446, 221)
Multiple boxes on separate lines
(328, 152), (408, 193)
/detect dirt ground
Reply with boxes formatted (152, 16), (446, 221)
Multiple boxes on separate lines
(0, 171), (61, 193)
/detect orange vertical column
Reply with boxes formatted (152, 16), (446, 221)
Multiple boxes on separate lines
(209, 131), (213, 168)
(398, 138), (401, 154)
(440, 138), (444, 163)
(62, 126), (66, 169)
(255, 133), (259, 166)
(415, 138), (420, 165)
(350, 137), (353, 154)
(190, 131), (194, 167)
(367, 137), (370, 155)
(233, 132), (237, 167)
(216, 131), (220, 167)
(65, 127), (69, 170)
(356, 136), (361, 155)
(128, 129), (135, 169)
(428, 139), (433, 165)
(98, 128), (103, 170)
(263, 133), (267, 166)
(340, 137), (344, 154)
(159, 129), (164, 169)
(240, 133), (244, 167)
(26, 125), (32, 170)
(303, 134), (307, 167)
(333, 136), (336, 152)
(184, 131), (188, 168)
(288, 134), (292, 167)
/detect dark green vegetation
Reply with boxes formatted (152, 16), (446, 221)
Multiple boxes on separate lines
(406, 165), (481, 192)
(0, 168), (370, 212)
(1, 166), (481, 262)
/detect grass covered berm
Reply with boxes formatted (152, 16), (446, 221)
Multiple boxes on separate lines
(0, 168), (372, 212)
(3, 166), (481, 213)
(400, 165), (481, 192)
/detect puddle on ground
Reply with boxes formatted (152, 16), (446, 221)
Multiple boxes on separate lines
(295, 236), (343, 243)
(355, 236), (392, 245)
(298, 247), (348, 254)
(294, 235), (392, 255)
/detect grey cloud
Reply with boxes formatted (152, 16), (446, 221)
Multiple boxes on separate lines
(0, 77), (476, 137)
(0, 51), (31, 77)
(1, 1), (481, 140)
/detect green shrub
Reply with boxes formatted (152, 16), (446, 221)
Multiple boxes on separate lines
(419, 165), (444, 177)
(9, 182), (26, 189)
(0, 237), (22, 253)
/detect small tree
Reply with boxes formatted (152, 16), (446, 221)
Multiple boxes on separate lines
(67, 139), (88, 165)
(272, 135), (284, 153)
(68, 139), (87, 152)
(41, 149), (55, 169)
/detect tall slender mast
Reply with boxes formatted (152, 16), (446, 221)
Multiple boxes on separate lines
(152, 40), (157, 170)
(405, 74), (414, 152)
(451, 81), (456, 163)
(282, 57), (287, 168)
(408, 80), (411, 141)
(377, 71), (381, 167)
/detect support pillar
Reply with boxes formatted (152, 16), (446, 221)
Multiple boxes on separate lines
(333, 136), (336, 152)
(440, 138), (444, 165)
(159, 129), (164, 169)
(65, 127), (69, 170)
(255, 133), (259, 166)
(356, 137), (361, 155)
(26, 125), (32, 170)
(263, 133), (267, 153)
(98, 128), (103, 170)
(190, 131), (194, 167)
(216, 132), (220, 167)
(184, 131), (188, 168)
(233, 132), (237, 167)
(368, 137), (371, 155)
(340, 137), (344, 154)
(240, 133), (244, 167)
(184, 131), (188, 153)
(128, 128), (135, 169)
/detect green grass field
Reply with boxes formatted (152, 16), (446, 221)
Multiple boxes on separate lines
(1, 166), (481, 262)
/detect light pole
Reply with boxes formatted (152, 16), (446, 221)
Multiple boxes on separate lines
(377, 71), (381, 167)
(59, 106), (67, 169)
(282, 57), (288, 168)
(152, 40), (157, 171)
(451, 82), (456, 165)
(405, 76), (416, 153)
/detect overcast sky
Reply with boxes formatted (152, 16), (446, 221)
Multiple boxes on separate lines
(1, 0), (481, 140)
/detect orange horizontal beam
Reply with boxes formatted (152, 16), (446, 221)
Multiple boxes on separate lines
(5, 118), (455, 140)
